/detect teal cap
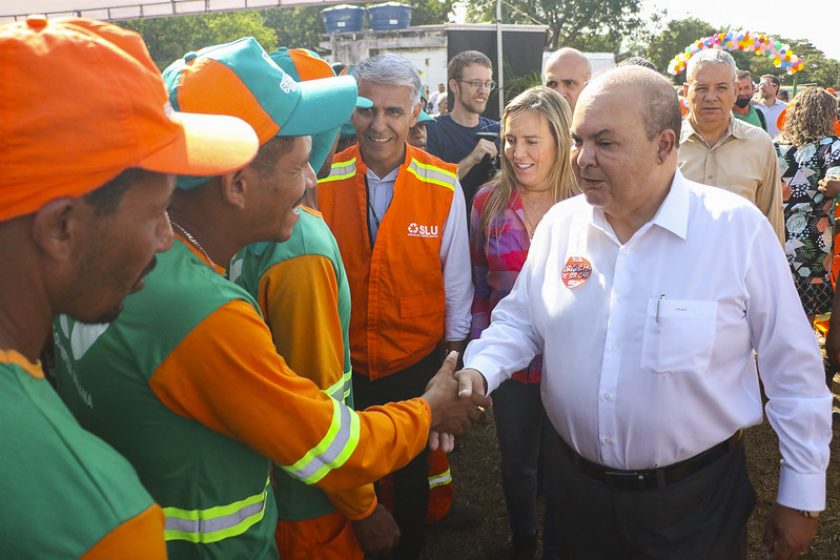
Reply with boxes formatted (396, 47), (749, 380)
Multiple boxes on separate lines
(268, 46), (369, 171)
(163, 37), (360, 189)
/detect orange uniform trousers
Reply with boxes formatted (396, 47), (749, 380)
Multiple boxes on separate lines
(275, 511), (363, 560)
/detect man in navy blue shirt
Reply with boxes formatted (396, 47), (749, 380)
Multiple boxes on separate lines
(425, 50), (500, 216)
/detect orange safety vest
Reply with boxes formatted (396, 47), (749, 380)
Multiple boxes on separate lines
(319, 144), (458, 380)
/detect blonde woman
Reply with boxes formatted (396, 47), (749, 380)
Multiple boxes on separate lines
(469, 86), (577, 559)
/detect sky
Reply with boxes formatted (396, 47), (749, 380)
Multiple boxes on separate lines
(2, 0), (836, 62)
(642, 0), (840, 61)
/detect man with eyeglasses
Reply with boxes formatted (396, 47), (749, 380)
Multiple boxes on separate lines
(426, 50), (500, 217)
(756, 74), (787, 139)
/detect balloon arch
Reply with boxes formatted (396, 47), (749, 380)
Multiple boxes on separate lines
(667, 31), (804, 76)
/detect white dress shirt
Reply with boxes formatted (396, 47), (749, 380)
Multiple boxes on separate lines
(464, 170), (832, 510)
(755, 98), (787, 140)
(366, 167), (473, 341)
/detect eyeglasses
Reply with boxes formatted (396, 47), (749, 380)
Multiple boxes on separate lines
(458, 79), (497, 91)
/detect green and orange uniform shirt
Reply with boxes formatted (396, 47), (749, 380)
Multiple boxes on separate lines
(52, 236), (431, 559)
(0, 350), (165, 559)
(231, 206), (373, 559)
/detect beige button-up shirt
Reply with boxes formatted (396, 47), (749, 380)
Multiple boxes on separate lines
(678, 117), (784, 244)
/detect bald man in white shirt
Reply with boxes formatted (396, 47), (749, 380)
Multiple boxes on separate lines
(454, 66), (831, 560)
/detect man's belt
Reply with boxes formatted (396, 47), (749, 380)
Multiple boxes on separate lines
(557, 430), (744, 491)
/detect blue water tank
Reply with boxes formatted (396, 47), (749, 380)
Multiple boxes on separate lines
(320, 4), (365, 33)
(367, 2), (412, 31)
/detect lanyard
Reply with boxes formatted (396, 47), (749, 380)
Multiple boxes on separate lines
(364, 176), (392, 247)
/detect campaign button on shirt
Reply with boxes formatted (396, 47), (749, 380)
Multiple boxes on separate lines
(561, 256), (592, 288)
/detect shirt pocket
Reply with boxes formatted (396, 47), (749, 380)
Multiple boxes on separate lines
(641, 298), (718, 374)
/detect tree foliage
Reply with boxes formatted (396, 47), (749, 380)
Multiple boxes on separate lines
(118, 4), (839, 89)
(781, 40), (840, 89)
(260, 6), (324, 52)
(408, 0), (454, 26)
(644, 17), (716, 76)
(469, 0), (643, 51)
(120, 11), (277, 69)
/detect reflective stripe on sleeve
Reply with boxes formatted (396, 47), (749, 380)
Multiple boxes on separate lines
(281, 397), (360, 484)
(163, 477), (270, 544)
(406, 159), (457, 191)
(428, 468), (452, 489)
(324, 367), (353, 403)
(319, 157), (357, 183)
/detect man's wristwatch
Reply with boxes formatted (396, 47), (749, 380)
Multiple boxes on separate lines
(798, 510), (821, 519)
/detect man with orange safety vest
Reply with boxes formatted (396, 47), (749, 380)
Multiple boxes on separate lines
(319, 53), (474, 559)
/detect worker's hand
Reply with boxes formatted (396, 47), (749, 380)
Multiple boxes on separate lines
(428, 431), (456, 453)
(353, 504), (400, 558)
(422, 353), (492, 436)
(427, 366), (490, 452)
(762, 503), (819, 560)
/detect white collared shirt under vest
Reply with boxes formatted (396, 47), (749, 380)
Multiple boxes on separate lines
(366, 166), (472, 342)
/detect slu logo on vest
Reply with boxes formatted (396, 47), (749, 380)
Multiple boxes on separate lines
(407, 222), (439, 239)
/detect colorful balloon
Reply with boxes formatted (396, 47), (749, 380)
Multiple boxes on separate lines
(667, 30), (804, 76)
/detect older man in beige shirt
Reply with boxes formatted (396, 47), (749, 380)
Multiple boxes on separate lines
(678, 50), (783, 244)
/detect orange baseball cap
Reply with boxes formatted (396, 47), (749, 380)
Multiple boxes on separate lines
(268, 47), (372, 172)
(0, 16), (259, 222)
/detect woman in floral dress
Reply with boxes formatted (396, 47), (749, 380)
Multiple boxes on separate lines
(777, 87), (840, 320)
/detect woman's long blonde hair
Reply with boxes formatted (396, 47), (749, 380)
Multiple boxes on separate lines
(481, 85), (579, 233)
(779, 87), (838, 148)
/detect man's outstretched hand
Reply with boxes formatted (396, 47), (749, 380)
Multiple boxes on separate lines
(422, 353), (492, 446)
(453, 368), (488, 400)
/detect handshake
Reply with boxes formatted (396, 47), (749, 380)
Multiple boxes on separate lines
(420, 351), (492, 452)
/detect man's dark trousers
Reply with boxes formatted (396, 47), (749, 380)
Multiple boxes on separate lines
(353, 350), (439, 560)
(542, 431), (755, 560)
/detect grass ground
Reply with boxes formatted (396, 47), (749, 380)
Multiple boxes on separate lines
(422, 377), (840, 559)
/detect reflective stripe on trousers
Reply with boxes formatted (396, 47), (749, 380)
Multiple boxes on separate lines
(428, 468), (452, 489)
